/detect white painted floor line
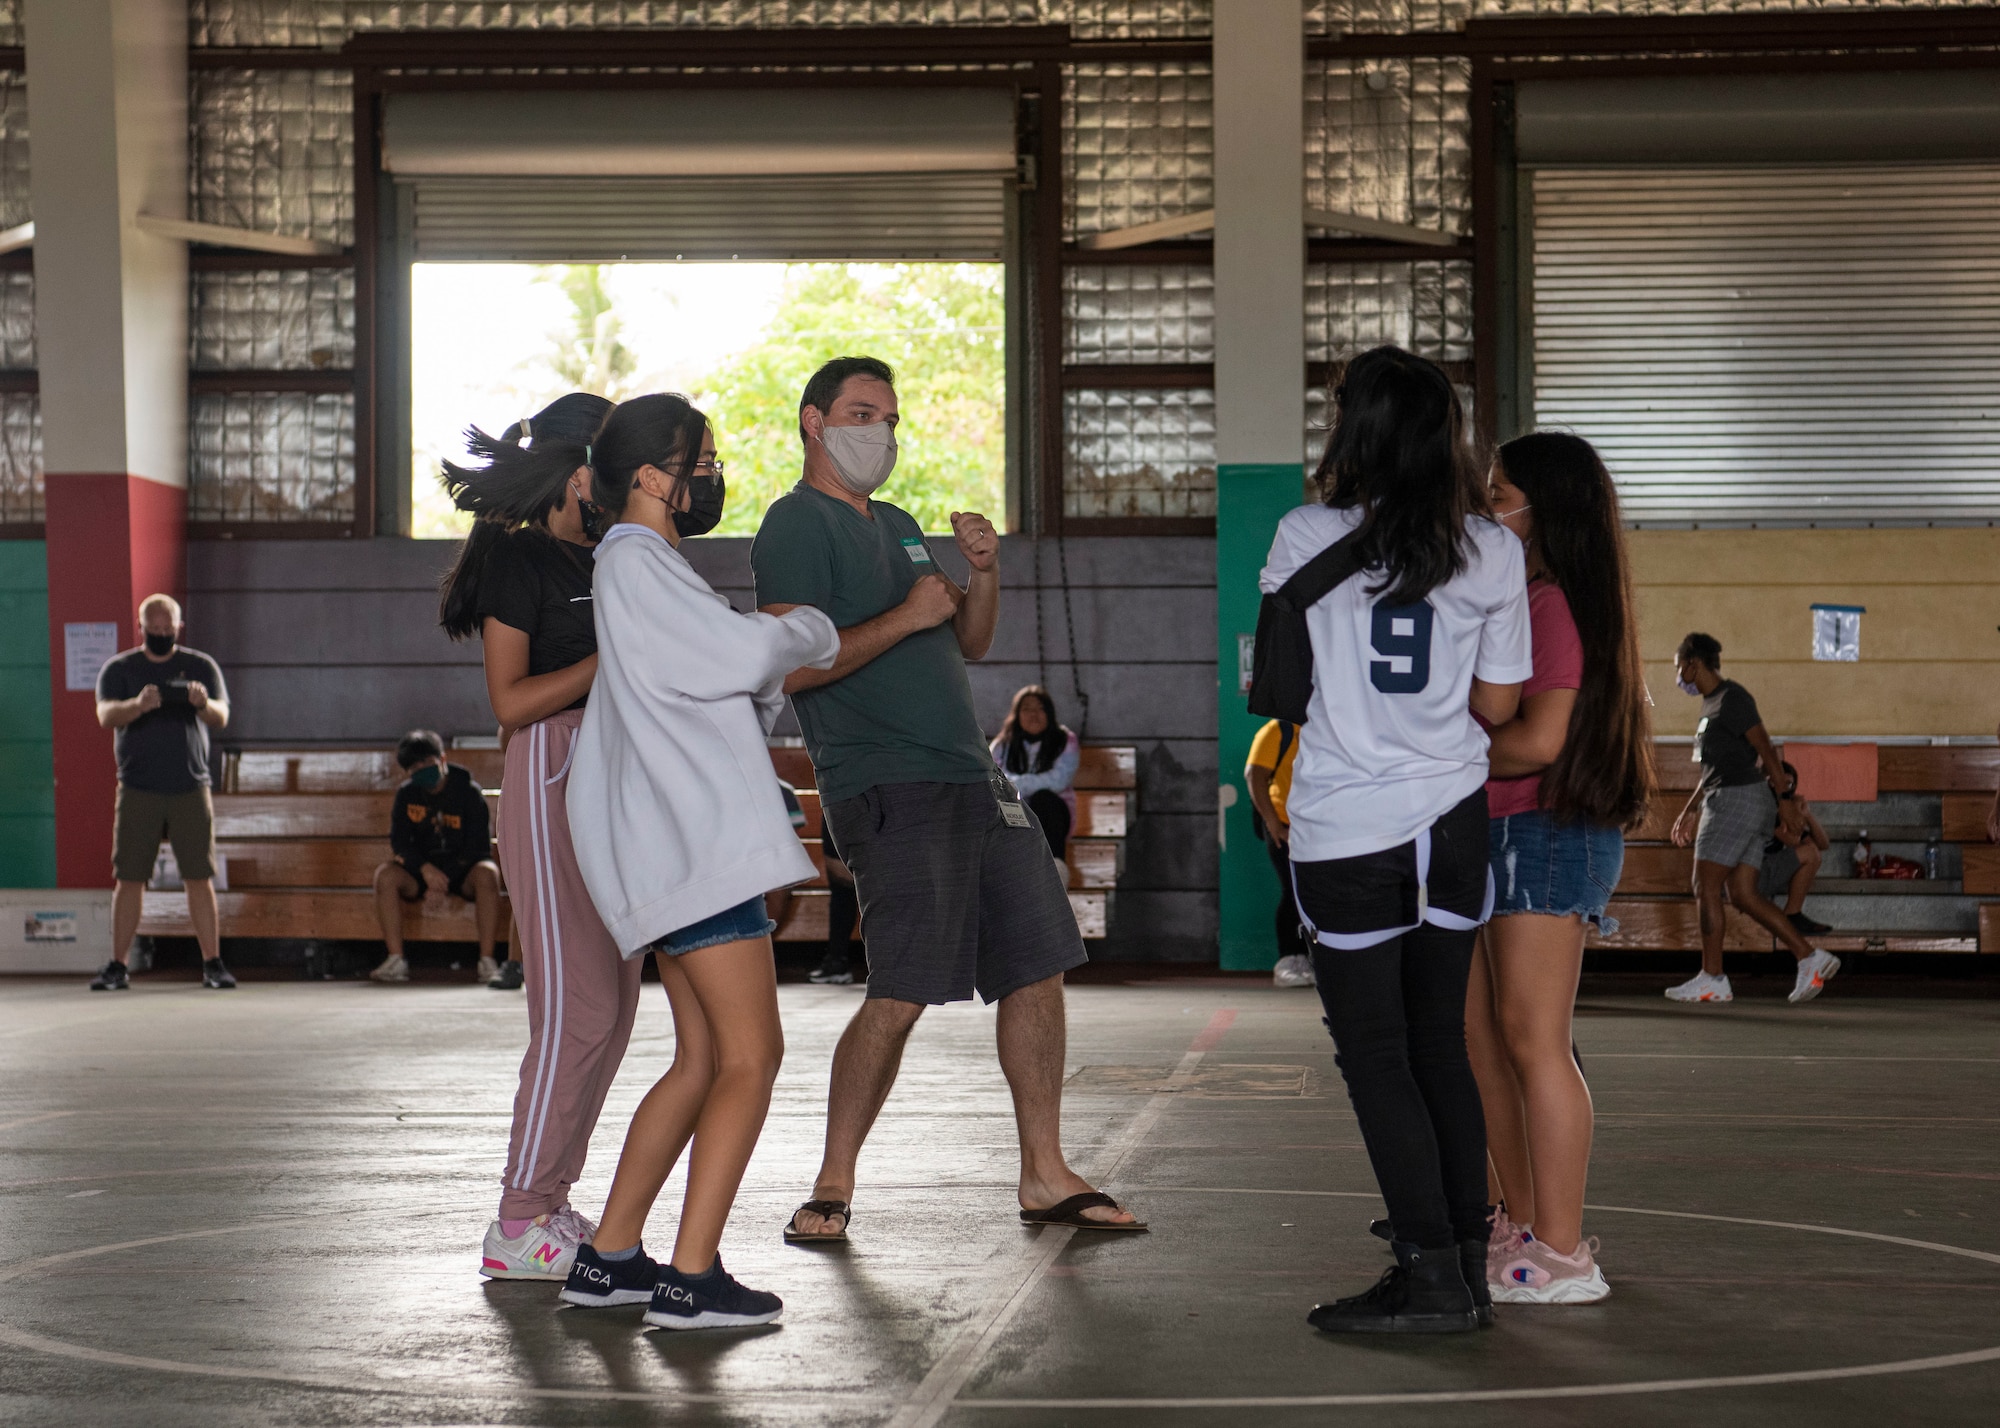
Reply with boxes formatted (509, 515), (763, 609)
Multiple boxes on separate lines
(882, 1007), (1239, 1428)
(0, 1110), (77, 1133)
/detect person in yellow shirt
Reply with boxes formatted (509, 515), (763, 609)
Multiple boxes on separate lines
(1245, 719), (1315, 988)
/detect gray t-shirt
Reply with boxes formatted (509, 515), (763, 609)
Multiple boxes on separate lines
(750, 482), (992, 804)
(95, 646), (228, 794)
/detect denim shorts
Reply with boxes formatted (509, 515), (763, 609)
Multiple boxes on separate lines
(1488, 811), (1623, 934)
(651, 896), (776, 956)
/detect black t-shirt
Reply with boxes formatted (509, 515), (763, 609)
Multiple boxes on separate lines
(1696, 679), (1765, 790)
(95, 647), (229, 794)
(389, 764), (491, 876)
(476, 529), (597, 707)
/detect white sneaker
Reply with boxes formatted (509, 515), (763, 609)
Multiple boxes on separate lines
(479, 1213), (584, 1280)
(369, 955), (409, 983)
(547, 1203), (598, 1244)
(1664, 970), (1732, 1003)
(1789, 949), (1841, 1004)
(477, 956), (500, 983)
(1490, 1233), (1610, 1305)
(1272, 954), (1316, 988)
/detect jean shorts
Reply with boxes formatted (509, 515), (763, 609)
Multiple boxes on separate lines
(651, 896), (776, 956)
(1488, 811), (1624, 934)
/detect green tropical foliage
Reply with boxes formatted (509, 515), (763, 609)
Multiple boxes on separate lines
(542, 265), (639, 400)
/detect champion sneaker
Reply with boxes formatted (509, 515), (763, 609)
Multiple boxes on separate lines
(1789, 949), (1841, 1004)
(476, 956), (500, 983)
(202, 958), (237, 989)
(1272, 954), (1316, 988)
(559, 1242), (662, 1306)
(369, 955), (409, 984)
(89, 960), (129, 992)
(643, 1256), (783, 1331)
(489, 960), (524, 991)
(1489, 1232), (1610, 1305)
(481, 1213), (585, 1281)
(1665, 970), (1732, 1003)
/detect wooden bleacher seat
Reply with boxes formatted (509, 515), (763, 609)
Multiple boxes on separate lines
(1594, 741), (2000, 956)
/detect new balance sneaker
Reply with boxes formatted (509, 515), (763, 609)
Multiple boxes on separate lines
(547, 1204), (598, 1245)
(643, 1256), (783, 1331)
(89, 960), (129, 992)
(476, 956), (500, 983)
(1789, 949), (1841, 1004)
(1665, 970), (1732, 1003)
(1272, 954), (1316, 989)
(481, 1213), (584, 1281)
(202, 958), (237, 989)
(1489, 1232), (1610, 1305)
(559, 1242), (661, 1306)
(489, 960), (524, 991)
(369, 955), (409, 984)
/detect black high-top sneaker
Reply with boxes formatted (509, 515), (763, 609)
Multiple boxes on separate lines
(644, 1256), (783, 1330)
(559, 1242), (661, 1307)
(1460, 1237), (1495, 1327)
(202, 958), (236, 989)
(1307, 1241), (1479, 1335)
(89, 960), (129, 992)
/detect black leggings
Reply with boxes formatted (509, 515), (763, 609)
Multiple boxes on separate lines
(1025, 789), (1072, 860)
(1265, 833), (1311, 960)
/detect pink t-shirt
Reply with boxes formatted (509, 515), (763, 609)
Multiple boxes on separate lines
(1485, 578), (1584, 819)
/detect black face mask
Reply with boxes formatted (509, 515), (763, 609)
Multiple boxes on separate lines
(575, 496), (606, 543)
(673, 475), (726, 538)
(411, 764), (444, 793)
(144, 632), (176, 657)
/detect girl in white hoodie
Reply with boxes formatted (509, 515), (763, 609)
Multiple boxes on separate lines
(553, 394), (839, 1330)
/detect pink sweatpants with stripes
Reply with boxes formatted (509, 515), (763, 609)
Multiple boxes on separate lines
(496, 708), (642, 1221)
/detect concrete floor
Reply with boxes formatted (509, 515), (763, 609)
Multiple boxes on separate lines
(3, 972), (1999, 1427)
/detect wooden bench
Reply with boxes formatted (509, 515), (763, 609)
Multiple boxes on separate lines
(1593, 741), (2000, 956)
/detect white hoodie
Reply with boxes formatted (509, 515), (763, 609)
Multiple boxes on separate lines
(567, 522), (840, 956)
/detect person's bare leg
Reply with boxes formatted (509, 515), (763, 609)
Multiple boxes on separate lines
(999, 973), (1137, 1225)
(1725, 864), (1814, 960)
(595, 953), (716, 1254)
(1694, 860), (1732, 976)
(372, 863), (412, 962)
(667, 937), (784, 1273)
(468, 861), (501, 962)
(111, 880), (145, 965)
(185, 878), (222, 963)
(1465, 929), (1533, 1225)
(1490, 913), (1593, 1254)
(792, 997), (925, 1236)
(1784, 844), (1822, 916)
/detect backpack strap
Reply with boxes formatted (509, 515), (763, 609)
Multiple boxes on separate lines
(1272, 526), (1368, 614)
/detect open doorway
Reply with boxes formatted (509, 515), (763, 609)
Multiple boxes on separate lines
(408, 260), (1006, 538)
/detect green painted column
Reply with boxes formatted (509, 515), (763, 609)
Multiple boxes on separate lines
(0, 542), (55, 887)
(1217, 465), (1303, 969)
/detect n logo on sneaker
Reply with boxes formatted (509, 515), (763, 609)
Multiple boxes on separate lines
(531, 1242), (562, 1266)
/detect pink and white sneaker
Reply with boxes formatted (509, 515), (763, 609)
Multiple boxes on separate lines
(1489, 1205), (1526, 1257)
(479, 1212), (585, 1281)
(1489, 1232), (1610, 1305)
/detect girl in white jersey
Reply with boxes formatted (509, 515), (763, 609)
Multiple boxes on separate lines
(1262, 346), (1531, 1336)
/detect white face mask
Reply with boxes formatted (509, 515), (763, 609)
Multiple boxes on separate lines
(818, 419), (898, 497)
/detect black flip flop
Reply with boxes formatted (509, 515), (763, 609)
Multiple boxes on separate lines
(1019, 1192), (1148, 1232)
(783, 1198), (851, 1243)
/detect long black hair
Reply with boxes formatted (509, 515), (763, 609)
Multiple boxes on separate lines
(995, 685), (1069, 774)
(437, 393), (612, 640)
(1312, 346), (1484, 606)
(1495, 430), (1656, 829)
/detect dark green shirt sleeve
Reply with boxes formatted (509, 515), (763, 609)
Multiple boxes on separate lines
(1718, 684), (1761, 737)
(751, 497), (836, 613)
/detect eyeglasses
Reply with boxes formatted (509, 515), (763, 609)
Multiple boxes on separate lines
(692, 459), (725, 478)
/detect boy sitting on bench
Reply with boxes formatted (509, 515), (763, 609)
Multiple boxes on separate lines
(370, 730), (505, 984)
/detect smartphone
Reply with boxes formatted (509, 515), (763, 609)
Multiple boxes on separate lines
(157, 680), (192, 707)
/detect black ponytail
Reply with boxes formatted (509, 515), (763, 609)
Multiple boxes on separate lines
(586, 393), (710, 519)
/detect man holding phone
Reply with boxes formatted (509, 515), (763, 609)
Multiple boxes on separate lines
(90, 594), (233, 991)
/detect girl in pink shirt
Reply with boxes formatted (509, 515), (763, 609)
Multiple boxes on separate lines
(1464, 432), (1656, 1308)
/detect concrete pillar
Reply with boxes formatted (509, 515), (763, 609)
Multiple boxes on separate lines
(26, 0), (188, 887)
(1214, 0), (1305, 969)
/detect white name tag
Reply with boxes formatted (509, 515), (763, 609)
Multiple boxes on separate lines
(901, 536), (933, 565)
(1000, 801), (1032, 829)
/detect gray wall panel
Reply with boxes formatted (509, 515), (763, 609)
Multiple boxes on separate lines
(219, 665), (494, 745)
(200, 589), (480, 667)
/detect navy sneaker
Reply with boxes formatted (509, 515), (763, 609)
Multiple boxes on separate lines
(89, 960), (129, 992)
(559, 1242), (660, 1307)
(643, 1256), (783, 1331)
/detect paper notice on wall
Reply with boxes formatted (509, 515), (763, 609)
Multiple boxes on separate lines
(63, 622), (120, 691)
(24, 911), (77, 943)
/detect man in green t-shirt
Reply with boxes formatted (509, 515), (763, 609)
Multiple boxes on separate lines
(753, 356), (1142, 1240)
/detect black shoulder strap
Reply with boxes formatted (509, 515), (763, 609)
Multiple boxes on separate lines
(1271, 525), (1368, 614)
(1276, 721), (1296, 762)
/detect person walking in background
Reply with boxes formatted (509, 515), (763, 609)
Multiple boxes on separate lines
(990, 684), (1080, 864)
(1263, 346), (1531, 1335)
(1666, 633), (1839, 1005)
(90, 594), (234, 992)
(436, 392), (636, 1283)
(1461, 432), (1655, 1308)
(1759, 761), (1832, 936)
(808, 825), (865, 986)
(1244, 718), (1316, 989)
(755, 356), (1141, 1242)
(367, 729), (504, 984)
(556, 393), (840, 1330)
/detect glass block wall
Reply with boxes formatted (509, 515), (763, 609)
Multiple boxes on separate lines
(0, 65), (32, 524)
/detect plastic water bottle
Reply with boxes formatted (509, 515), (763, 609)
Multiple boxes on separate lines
(1926, 838), (1942, 881)
(1852, 830), (1872, 879)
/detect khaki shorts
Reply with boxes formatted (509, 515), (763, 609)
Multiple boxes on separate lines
(113, 785), (216, 884)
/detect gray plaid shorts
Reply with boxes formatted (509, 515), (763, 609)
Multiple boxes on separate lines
(1695, 782), (1778, 870)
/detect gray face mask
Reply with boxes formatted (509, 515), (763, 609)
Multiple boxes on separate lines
(818, 420), (898, 497)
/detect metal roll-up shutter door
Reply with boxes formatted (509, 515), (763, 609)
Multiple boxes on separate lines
(408, 172), (1009, 263)
(1531, 164), (2000, 524)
